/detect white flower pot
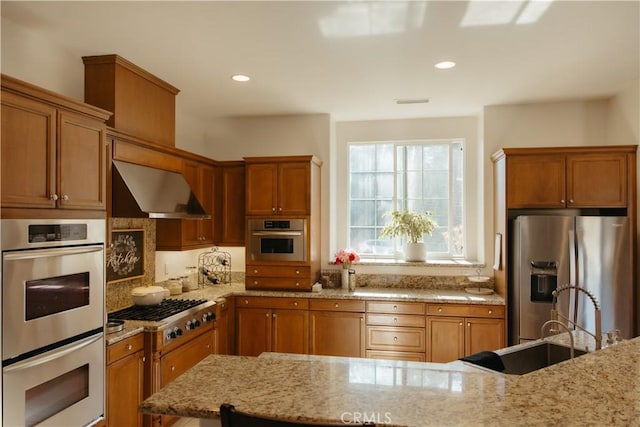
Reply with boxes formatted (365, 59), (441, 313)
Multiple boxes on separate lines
(404, 242), (427, 262)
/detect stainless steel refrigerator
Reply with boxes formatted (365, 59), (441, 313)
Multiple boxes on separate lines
(510, 215), (633, 345)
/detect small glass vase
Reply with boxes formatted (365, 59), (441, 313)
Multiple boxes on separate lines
(341, 268), (350, 290)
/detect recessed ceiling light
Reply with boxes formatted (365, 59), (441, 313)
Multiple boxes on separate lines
(231, 74), (250, 82)
(434, 61), (456, 69)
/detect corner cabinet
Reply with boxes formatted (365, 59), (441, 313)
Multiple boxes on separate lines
(1, 74), (110, 215)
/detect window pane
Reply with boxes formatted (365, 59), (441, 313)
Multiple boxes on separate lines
(348, 140), (464, 258)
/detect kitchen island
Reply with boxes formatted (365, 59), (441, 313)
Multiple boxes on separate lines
(140, 336), (640, 426)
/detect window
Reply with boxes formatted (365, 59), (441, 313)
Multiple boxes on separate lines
(348, 140), (464, 258)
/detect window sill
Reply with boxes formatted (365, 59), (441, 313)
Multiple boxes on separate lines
(339, 259), (485, 268)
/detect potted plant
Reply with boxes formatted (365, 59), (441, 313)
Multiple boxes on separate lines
(379, 210), (437, 261)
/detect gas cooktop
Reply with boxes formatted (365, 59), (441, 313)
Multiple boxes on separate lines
(108, 299), (208, 321)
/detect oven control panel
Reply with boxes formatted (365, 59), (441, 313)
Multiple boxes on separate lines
(162, 304), (216, 346)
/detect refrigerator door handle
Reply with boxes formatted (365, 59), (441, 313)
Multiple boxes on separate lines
(568, 229), (579, 328)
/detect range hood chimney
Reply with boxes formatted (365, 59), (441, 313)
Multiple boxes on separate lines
(112, 160), (210, 219)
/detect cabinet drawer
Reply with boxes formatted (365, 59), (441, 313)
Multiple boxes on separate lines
(366, 313), (425, 328)
(107, 333), (144, 364)
(366, 326), (425, 352)
(245, 276), (312, 291)
(366, 301), (425, 315)
(246, 265), (310, 278)
(366, 350), (425, 363)
(427, 304), (504, 318)
(235, 296), (308, 310)
(309, 299), (365, 312)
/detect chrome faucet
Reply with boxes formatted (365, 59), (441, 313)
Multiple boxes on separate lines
(550, 284), (602, 350)
(540, 320), (576, 359)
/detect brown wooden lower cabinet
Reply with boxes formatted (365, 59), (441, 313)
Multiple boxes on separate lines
(215, 299), (232, 355)
(106, 334), (145, 427)
(235, 296), (309, 356)
(309, 299), (365, 358)
(426, 304), (505, 363)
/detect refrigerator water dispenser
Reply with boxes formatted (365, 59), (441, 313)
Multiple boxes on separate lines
(530, 261), (557, 303)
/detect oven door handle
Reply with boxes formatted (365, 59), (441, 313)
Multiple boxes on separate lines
(251, 231), (303, 236)
(2, 244), (103, 261)
(3, 332), (102, 373)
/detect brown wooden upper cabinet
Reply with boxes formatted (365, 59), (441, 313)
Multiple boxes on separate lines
(499, 147), (633, 209)
(244, 156), (321, 216)
(1, 75), (110, 212)
(218, 162), (246, 246)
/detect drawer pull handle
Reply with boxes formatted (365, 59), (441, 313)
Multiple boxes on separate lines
(244, 300), (249, 305)
(438, 308), (443, 313)
(488, 309), (493, 314)
(295, 270), (300, 275)
(393, 336), (398, 342)
(293, 302), (298, 307)
(393, 318), (398, 322)
(295, 283), (300, 287)
(393, 305), (398, 310)
(171, 366), (175, 372)
(253, 269), (258, 273)
(253, 281), (258, 285)
(126, 344), (132, 351)
(334, 303), (339, 308)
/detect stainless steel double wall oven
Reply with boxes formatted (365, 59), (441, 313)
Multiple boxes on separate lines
(2, 219), (106, 427)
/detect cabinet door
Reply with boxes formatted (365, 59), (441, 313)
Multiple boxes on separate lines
(506, 154), (566, 208)
(427, 317), (465, 363)
(309, 311), (365, 358)
(220, 164), (246, 245)
(198, 165), (216, 242)
(215, 302), (230, 355)
(272, 308), (309, 354)
(236, 307), (271, 356)
(278, 162), (310, 215)
(58, 110), (107, 210)
(1, 91), (57, 208)
(567, 153), (627, 207)
(245, 163), (278, 215)
(465, 318), (505, 357)
(107, 350), (144, 427)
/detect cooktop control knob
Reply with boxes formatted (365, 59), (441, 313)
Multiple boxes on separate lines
(175, 327), (183, 336)
(186, 320), (194, 330)
(203, 312), (215, 322)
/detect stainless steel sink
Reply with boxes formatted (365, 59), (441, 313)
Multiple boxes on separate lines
(495, 341), (587, 375)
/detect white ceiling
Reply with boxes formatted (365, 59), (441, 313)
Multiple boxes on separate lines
(2, 1), (638, 122)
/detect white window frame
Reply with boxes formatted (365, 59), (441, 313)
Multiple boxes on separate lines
(347, 138), (465, 260)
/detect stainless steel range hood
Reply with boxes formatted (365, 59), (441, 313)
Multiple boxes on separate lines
(112, 160), (210, 219)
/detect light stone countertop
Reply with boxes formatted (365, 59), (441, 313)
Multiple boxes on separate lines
(105, 283), (504, 345)
(140, 336), (640, 426)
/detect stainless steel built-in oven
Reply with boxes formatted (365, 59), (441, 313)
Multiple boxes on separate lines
(248, 218), (306, 262)
(2, 219), (106, 427)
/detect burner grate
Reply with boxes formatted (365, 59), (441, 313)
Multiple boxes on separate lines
(108, 299), (207, 321)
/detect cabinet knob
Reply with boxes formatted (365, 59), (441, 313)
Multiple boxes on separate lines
(171, 366), (175, 372)
(459, 322), (463, 326)
(253, 269), (258, 273)
(295, 270), (300, 275)
(50, 194), (59, 201)
(393, 336), (398, 342)
(334, 303), (339, 308)
(253, 281), (258, 285)
(126, 344), (132, 351)
(569, 199), (574, 204)
(393, 317), (398, 323)
(438, 307), (443, 313)
(266, 313), (270, 317)
(293, 301), (298, 307)
(272, 313), (276, 318)
(393, 305), (398, 310)
(467, 322), (471, 327)
(295, 283), (300, 287)
(244, 300), (249, 305)
(61, 194), (69, 201)
(488, 309), (493, 314)
(142, 356), (146, 363)
(278, 207), (282, 212)
(561, 199), (565, 203)
(272, 207), (276, 212)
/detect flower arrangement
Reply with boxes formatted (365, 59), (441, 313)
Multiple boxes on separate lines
(334, 248), (360, 269)
(379, 210), (437, 243)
